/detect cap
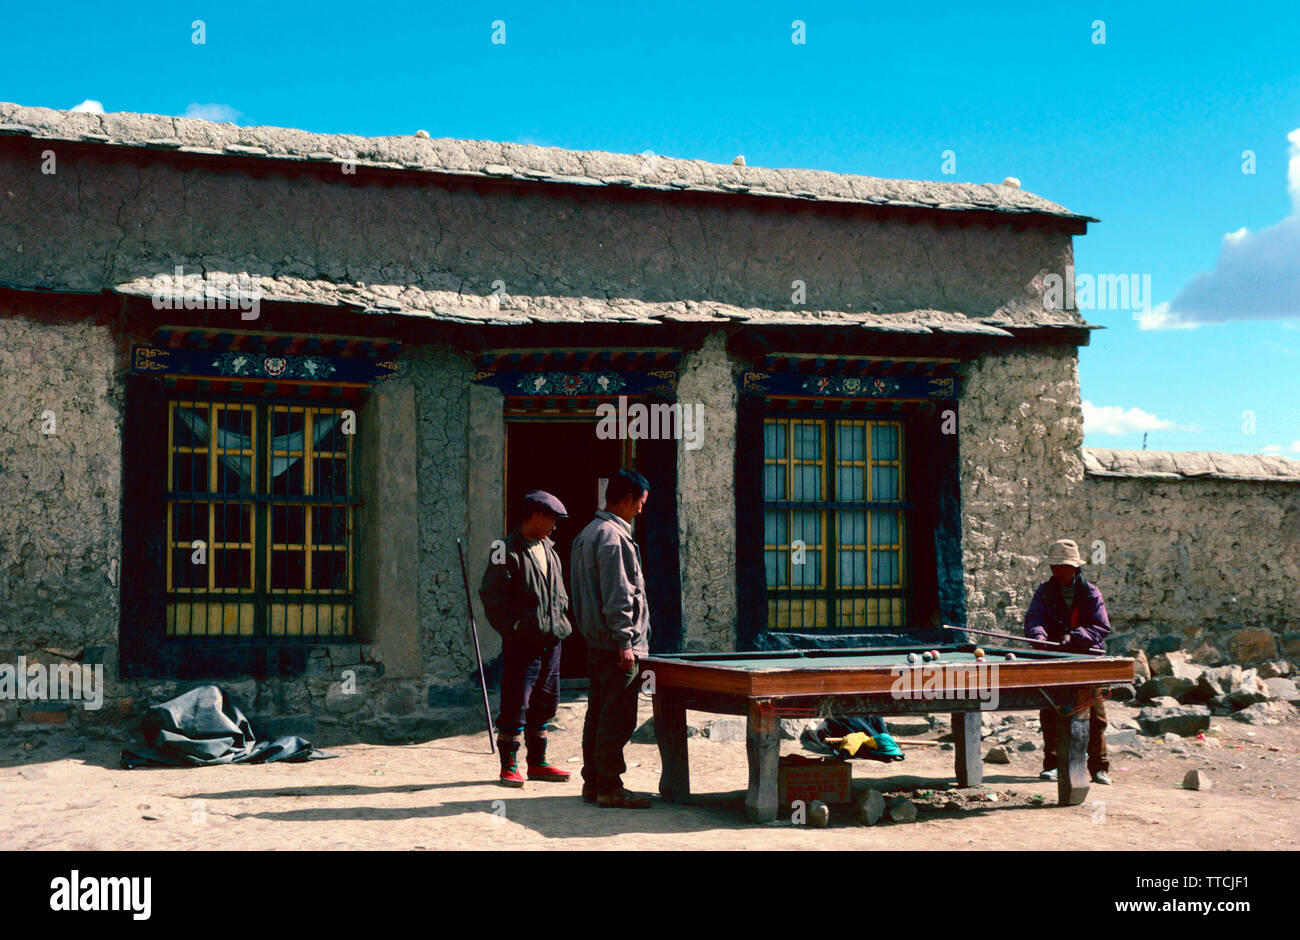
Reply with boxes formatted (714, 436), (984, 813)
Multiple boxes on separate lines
(523, 489), (568, 519)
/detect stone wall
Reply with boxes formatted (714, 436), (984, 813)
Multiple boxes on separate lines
(1077, 454), (1300, 665)
(0, 315), (122, 643)
(410, 345), (477, 680)
(676, 332), (739, 651)
(0, 313), (124, 728)
(957, 345), (1087, 633)
(958, 376), (1300, 667)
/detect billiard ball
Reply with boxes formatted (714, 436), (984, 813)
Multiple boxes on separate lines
(1005, 652), (1017, 661)
(973, 648), (985, 659)
(921, 651), (933, 662)
(907, 652), (921, 664)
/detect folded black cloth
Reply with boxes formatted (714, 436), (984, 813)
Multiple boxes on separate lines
(121, 685), (336, 768)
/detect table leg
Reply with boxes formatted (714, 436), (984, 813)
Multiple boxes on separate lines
(953, 711), (983, 787)
(745, 701), (781, 823)
(1055, 693), (1092, 806)
(652, 689), (690, 804)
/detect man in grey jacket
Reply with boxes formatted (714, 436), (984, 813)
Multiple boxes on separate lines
(569, 469), (653, 808)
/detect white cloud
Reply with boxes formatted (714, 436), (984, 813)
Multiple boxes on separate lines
(70, 99), (104, 113)
(1082, 401), (1177, 436)
(1150, 128), (1300, 329)
(183, 103), (240, 123)
(1134, 301), (1199, 331)
(1262, 441), (1300, 454)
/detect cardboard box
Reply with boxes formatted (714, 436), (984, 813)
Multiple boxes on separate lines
(778, 758), (852, 805)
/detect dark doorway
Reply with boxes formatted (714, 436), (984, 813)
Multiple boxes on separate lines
(504, 419), (628, 683)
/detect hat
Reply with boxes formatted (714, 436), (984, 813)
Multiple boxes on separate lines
(523, 489), (568, 518)
(1046, 538), (1085, 567)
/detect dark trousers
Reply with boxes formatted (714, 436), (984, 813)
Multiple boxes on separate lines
(581, 648), (641, 794)
(1040, 700), (1109, 774)
(495, 634), (562, 736)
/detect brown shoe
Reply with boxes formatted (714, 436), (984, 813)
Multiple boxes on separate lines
(597, 788), (652, 809)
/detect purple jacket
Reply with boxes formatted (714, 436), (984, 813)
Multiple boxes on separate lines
(1024, 572), (1111, 654)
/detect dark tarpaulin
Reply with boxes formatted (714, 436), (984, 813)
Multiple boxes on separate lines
(121, 685), (336, 768)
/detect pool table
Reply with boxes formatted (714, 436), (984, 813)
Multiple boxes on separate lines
(637, 645), (1135, 822)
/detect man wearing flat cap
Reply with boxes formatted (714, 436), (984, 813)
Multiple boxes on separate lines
(1024, 538), (1113, 785)
(479, 489), (574, 787)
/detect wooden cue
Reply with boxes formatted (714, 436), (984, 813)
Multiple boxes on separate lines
(942, 624), (1064, 648)
(825, 736), (941, 748)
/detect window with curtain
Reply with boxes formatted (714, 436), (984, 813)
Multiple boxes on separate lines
(165, 397), (357, 639)
(762, 416), (907, 630)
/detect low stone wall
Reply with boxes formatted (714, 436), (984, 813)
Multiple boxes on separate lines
(1076, 449), (1300, 666)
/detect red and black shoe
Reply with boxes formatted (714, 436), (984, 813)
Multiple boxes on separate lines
(524, 731), (571, 782)
(498, 733), (525, 788)
(527, 762), (571, 782)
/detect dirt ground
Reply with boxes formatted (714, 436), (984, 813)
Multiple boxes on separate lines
(3, 695), (1298, 850)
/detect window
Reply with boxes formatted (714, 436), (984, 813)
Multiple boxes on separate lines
(762, 416), (907, 630)
(165, 398), (357, 639)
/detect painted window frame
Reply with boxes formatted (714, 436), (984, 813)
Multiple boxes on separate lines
(760, 413), (910, 632)
(163, 395), (358, 641)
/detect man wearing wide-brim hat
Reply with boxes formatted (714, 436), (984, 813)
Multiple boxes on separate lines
(1024, 538), (1114, 785)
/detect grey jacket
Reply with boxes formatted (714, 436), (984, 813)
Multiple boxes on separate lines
(569, 511), (651, 653)
(478, 529), (572, 641)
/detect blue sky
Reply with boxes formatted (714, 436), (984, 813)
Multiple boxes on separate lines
(4, 1), (1298, 455)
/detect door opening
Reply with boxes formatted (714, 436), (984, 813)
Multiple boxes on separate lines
(504, 417), (634, 683)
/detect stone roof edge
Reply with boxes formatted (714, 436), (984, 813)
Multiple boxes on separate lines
(0, 101), (1097, 224)
(105, 280), (1103, 335)
(1083, 447), (1300, 483)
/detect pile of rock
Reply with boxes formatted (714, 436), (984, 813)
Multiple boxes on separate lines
(1135, 651), (1299, 731)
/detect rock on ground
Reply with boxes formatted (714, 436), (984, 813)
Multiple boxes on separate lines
(855, 789), (886, 826)
(1231, 701), (1298, 726)
(807, 800), (830, 828)
(1139, 704), (1211, 737)
(886, 796), (917, 823)
(885, 716), (930, 737)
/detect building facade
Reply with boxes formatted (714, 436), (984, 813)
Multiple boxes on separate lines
(2, 102), (1122, 739)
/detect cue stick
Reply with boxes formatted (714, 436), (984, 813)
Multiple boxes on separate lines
(942, 624), (1064, 648)
(457, 539), (497, 754)
(825, 736), (941, 748)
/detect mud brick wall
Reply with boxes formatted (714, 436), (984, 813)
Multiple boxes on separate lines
(409, 346), (477, 678)
(0, 135), (1078, 326)
(0, 314), (124, 728)
(1078, 471), (1300, 665)
(958, 346), (1088, 634)
(676, 332), (739, 651)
